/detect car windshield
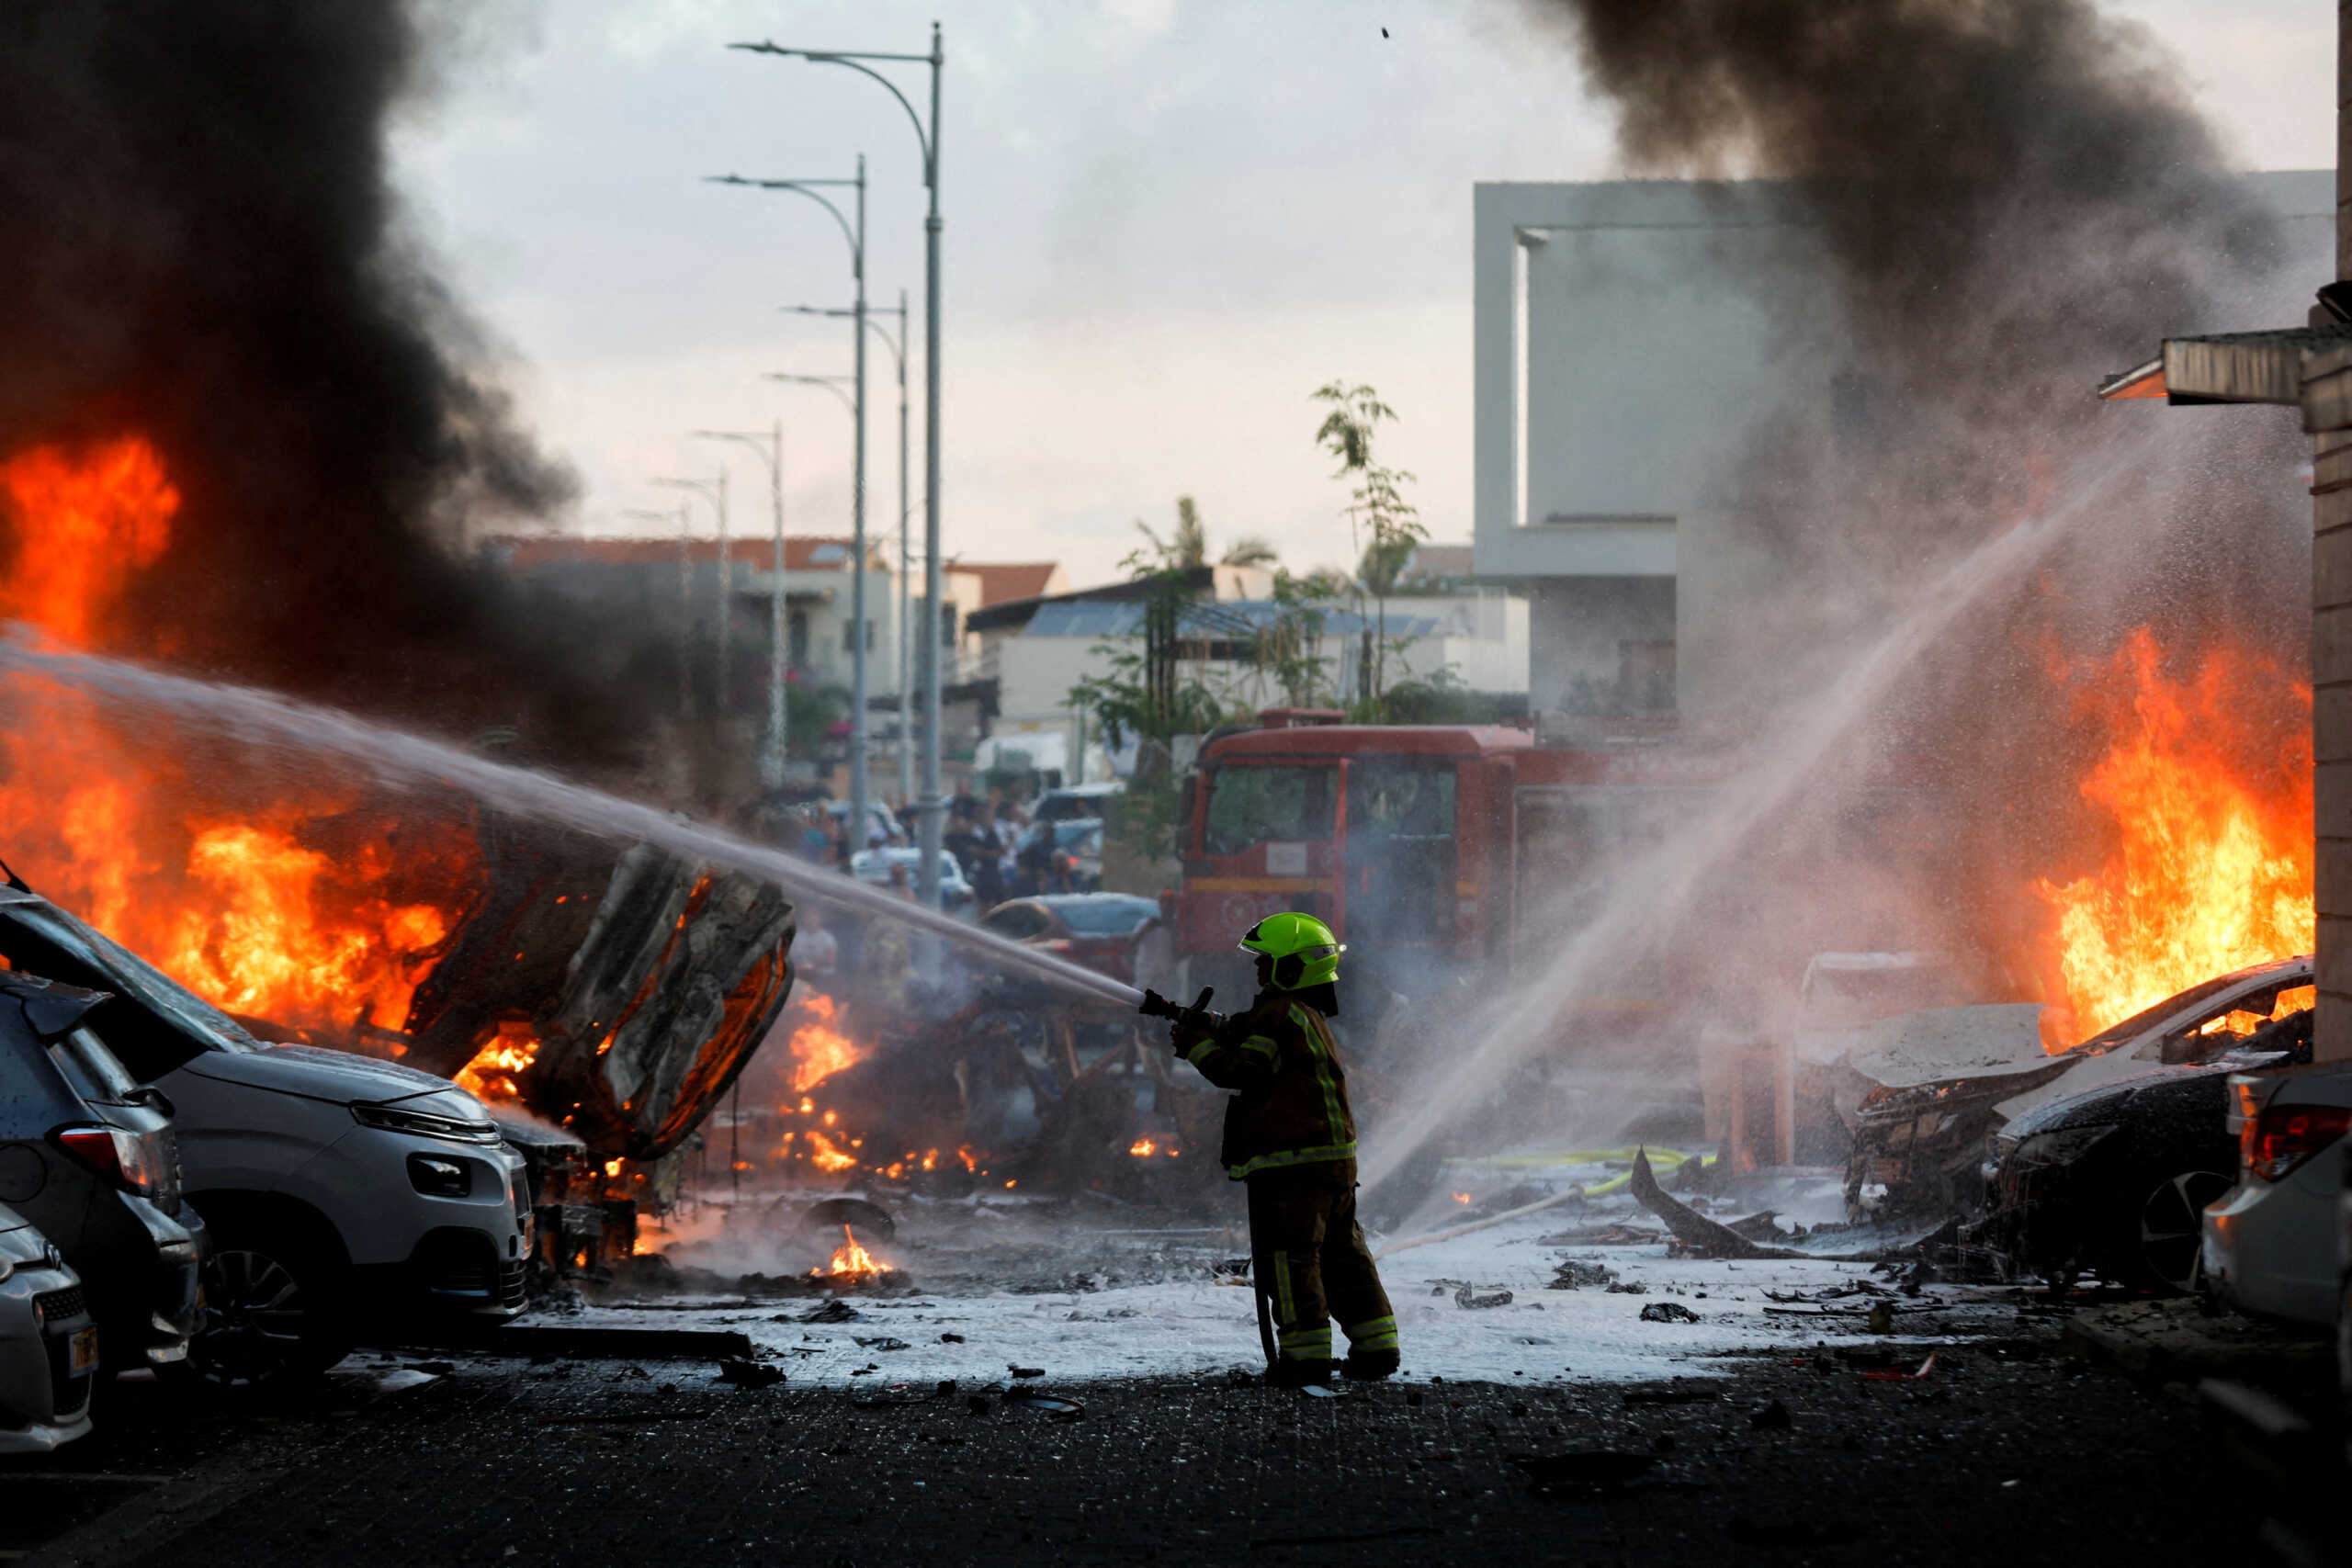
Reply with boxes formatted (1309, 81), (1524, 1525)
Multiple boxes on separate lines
(1204, 765), (1336, 855)
(2064, 964), (2309, 1056)
(0, 901), (259, 1079)
(1054, 899), (1155, 936)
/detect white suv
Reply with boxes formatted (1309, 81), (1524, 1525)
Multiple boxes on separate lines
(0, 886), (530, 1382)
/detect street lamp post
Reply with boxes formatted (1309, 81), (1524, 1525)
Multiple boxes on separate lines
(691, 426), (789, 790)
(730, 23), (946, 909)
(784, 294), (911, 807)
(711, 160), (871, 861)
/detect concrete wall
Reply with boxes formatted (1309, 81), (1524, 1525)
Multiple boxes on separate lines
(2312, 341), (2352, 1062)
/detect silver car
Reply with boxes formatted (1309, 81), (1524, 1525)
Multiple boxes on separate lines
(2201, 1062), (2352, 1325)
(0, 1202), (96, 1454)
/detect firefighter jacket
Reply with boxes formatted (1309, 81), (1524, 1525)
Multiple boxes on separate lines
(1176, 990), (1358, 1180)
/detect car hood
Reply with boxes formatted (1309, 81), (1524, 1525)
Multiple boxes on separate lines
(1844, 1003), (2052, 1089)
(1999, 1049), (2294, 1139)
(0, 1205), (50, 1267)
(179, 1043), (491, 1115)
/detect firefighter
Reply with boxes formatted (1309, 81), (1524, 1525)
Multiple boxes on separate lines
(1166, 912), (1400, 1386)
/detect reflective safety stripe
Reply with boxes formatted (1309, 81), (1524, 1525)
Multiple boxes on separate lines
(1343, 1315), (1398, 1351)
(1226, 1142), (1358, 1180)
(1238, 1034), (1278, 1059)
(1270, 1252), (1297, 1325)
(1278, 1325), (1333, 1359)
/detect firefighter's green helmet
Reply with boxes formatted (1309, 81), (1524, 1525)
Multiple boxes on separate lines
(1238, 911), (1344, 991)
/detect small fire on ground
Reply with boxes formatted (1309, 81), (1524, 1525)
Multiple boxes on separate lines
(815, 1224), (885, 1280)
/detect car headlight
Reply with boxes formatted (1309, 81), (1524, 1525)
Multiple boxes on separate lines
(408, 1153), (475, 1198)
(2010, 1123), (2117, 1168)
(352, 1102), (504, 1145)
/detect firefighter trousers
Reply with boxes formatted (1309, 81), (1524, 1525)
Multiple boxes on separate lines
(1246, 1158), (1397, 1364)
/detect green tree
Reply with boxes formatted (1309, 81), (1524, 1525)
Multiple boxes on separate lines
(1311, 381), (1426, 709)
(1133, 495), (1279, 573)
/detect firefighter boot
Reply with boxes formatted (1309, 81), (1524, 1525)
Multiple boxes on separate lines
(1265, 1357), (1337, 1389)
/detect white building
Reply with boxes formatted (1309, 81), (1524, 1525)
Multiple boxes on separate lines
(1472, 173), (2335, 719)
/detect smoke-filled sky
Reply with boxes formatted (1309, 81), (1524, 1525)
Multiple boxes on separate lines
(391, 0), (2332, 586)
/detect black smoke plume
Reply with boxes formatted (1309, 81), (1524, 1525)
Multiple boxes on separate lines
(0, 1), (650, 761)
(1528, 0), (2314, 994)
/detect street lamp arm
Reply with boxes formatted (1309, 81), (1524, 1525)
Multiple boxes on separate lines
(778, 306), (905, 373)
(707, 175), (861, 269)
(729, 44), (933, 176)
(689, 430), (778, 479)
(763, 374), (858, 417)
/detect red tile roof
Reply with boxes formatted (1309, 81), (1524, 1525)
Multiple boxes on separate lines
(956, 562), (1064, 607)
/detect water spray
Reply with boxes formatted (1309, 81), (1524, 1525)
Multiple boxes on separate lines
(0, 629), (1145, 1012)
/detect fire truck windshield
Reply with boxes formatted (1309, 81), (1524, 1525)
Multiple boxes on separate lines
(1203, 765), (1336, 855)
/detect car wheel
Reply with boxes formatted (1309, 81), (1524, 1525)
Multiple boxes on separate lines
(2114, 1168), (2233, 1295)
(187, 1235), (354, 1387)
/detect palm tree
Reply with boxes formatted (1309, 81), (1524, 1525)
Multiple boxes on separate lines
(1133, 496), (1279, 572)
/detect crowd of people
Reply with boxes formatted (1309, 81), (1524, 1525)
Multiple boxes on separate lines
(768, 788), (1069, 908)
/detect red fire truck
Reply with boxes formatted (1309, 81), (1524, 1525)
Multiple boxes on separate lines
(1164, 711), (1741, 1017)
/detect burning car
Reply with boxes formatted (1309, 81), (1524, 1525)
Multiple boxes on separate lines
(1845, 955), (2313, 1219)
(1986, 1002), (2310, 1293)
(0, 885), (529, 1382)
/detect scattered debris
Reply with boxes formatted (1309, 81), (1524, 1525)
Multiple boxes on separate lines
(1628, 1149), (1808, 1260)
(1003, 1391), (1084, 1419)
(1639, 1302), (1702, 1324)
(1861, 1353), (1939, 1382)
(1604, 1280), (1650, 1295)
(1547, 1259), (1619, 1291)
(717, 1358), (784, 1389)
(1008, 1365), (1046, 1379)
(940, 1332), (966, 1343)
(1867, 1302), (1895, 1335)
(854, 1337), (911, 1352)
(795, 1196), (897, 1242)
(1453, 1283), (1514, 1309)
(801, 1300), (862, 1325)
(1747, 1398), (1792, 1429)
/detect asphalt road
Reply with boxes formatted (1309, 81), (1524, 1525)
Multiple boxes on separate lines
(3, 1321), (2252, 1568)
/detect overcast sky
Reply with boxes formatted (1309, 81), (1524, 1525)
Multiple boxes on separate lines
(390, 0), (2335, 587)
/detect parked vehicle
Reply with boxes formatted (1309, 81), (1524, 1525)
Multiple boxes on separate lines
(850, 848), (975, 912)
(0, 971), (200, 1373)
(0, 886), (530, 1383)
(977, 894), (1162, 985)
(2201, 1058), (2352, 1325)
(1986, 1004), (2311, 1293)
(1846, 955), (2313, 1218)
(1012, 818), (1104, 896)
(0, 1201), (96, 1453)
(1030, 783), (1124, 825)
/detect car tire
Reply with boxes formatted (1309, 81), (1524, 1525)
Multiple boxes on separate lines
(2104, 1167), (2233, 1295)
(184, 1216), (356, 1387)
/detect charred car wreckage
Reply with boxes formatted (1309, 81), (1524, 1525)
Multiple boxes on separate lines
(1822, 956), (2320, 1292)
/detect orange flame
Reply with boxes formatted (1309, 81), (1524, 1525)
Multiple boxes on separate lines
(2035, 629), (2314, 1043)
(816, 1224), (883, 1277)
(456, 1021), (539, 1102)
(0, 435), (178, 647)
(0, 436), (478, 1050)
(785, 993), (865, 1092)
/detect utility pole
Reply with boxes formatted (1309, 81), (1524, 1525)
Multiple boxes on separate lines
(782, 294), (910, 807)
(729, 22), (946, 908)
(710, 159), (870, 863)
(623, 502), (695, 792)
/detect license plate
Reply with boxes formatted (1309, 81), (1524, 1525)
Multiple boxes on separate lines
(68, 1326), (99, 1377)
